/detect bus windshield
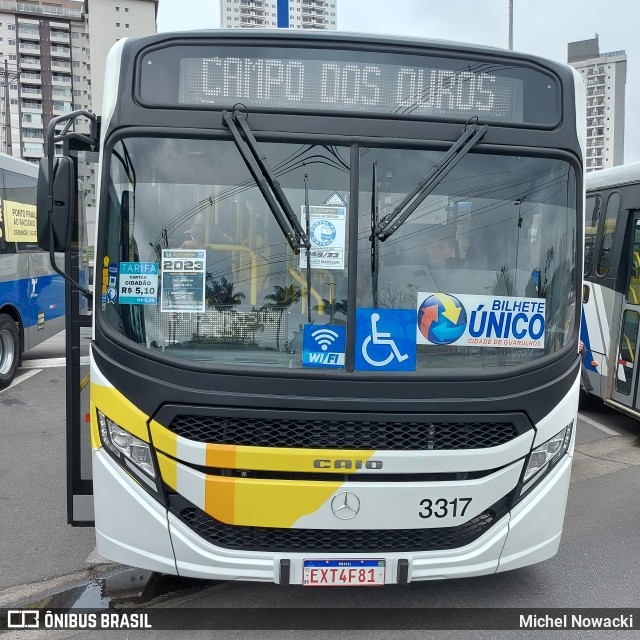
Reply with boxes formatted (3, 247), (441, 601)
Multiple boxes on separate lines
(101, 136), (576, 372)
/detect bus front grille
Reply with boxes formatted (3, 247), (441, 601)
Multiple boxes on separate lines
(167, 415), (519, 450)
(174, 500), (507, 553)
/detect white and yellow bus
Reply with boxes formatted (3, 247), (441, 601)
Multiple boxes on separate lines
(581, 162), (640, 417)
(39, 30), (584, 585)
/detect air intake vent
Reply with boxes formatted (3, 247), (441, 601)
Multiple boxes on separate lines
(168, 415), (519, 450)
(175, 502), (506, 553)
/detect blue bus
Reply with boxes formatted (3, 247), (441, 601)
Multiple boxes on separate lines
(0, 153), (65, 387)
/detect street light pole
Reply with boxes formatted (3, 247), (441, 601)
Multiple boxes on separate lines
(508, 0), (513, 50)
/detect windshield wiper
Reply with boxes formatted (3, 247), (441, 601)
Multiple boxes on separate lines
(374, 120), (488, 242)
(304, 173), (312, 323)
(370, 161), (379, 307)
(222, 108), (310, 253)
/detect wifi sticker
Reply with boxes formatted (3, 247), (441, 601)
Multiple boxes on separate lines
(302, 324), (346, 369)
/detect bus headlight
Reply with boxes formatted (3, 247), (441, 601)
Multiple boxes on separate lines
(97, 410), (156, 479)
(522, 421), (574, 489)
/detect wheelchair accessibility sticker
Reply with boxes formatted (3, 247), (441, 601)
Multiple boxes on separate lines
(355, 309), (416, 371)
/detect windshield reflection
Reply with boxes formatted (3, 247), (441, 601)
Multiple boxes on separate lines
(100, 137), (576, 372)
(102, 138), (351, 368)
(358, 151), (576, 369)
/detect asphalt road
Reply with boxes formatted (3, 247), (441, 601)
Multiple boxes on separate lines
(1, 336), (639, 638)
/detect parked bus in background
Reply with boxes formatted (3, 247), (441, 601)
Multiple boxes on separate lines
(581, 162), (640, 417)
(39, 31), (584, 585)
(0, 153), (65, 388)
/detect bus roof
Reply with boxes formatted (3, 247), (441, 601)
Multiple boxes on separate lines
(586, 162), (640, 191)
(0, 152), (38, 178)
(124, 28), (573, 76)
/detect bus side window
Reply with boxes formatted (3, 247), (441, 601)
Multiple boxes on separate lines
(0, 213), (16, 255)
(596, 192), (620, 277)
(625, 218), (640, 305)
(584, 195), (600, 276)
(616, 310), (640, 395)
(0, 235), (16, 254)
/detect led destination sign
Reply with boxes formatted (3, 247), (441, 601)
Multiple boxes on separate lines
(179, 56), (521, 120)
(140, 45), (558, 124)
(136, 43), (561, 126)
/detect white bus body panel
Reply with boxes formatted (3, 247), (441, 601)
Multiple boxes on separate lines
(582, 281), (616, 399)
(93, 442), (573, 582)
(92, 376), (578, 582)
(533, 374), (580, 446)
(498, 453), (572, 572)
(94, 450), (177, 575)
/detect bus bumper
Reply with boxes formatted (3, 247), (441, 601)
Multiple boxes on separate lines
(94, 448), (573, 583)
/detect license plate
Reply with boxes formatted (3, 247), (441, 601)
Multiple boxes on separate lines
(303, 560), (386, 586)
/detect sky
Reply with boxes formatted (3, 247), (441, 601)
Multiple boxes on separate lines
(154, 0), (640, 163)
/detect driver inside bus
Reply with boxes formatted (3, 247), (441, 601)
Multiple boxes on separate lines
(357, 224), (459, 297)
(181, 213), (205, 249)
(392, 223), (459, 270)
(423, 233), (458, 269)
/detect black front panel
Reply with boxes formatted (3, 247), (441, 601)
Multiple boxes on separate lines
(171, 496), (509, 553)
(163, 410), (525, 450)
(94, 32), (582, 427)
(93, 339), (579, 425)
(114, 32), (581, 152)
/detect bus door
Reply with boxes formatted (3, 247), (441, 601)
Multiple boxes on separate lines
(37, 110), (99, 525)
(581, 194), (607, 398)
(67, 149), (98, 525)
(610, 212), (640, 411)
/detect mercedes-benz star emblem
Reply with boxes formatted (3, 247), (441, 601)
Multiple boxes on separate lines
(331, 492), (360, 520)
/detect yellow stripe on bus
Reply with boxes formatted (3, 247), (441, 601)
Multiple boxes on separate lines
(149, 420), (178, 459)
(205, 475), (235, 525)
(204, 476), (341, 527)
(91, 382), (151, 443)
(148, 420), (377, 474)
(90, 401), (101, 450)
(205, 444), (236, 468)
(156, 451), (178, 491)
(155, 446), (350, 526)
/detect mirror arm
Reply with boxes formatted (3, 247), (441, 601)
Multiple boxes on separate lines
(46, 110), (98, 206)
(45, 110), (98, 301)
(48, 220), (92, 300)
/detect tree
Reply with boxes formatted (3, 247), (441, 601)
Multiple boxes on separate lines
(227, 310), (264, 345)
(206, 276), (245, 333)
(262, 284), (302, 350)
(490, 265), (515, 297)
(206, 276), (245, 311)
(313, 298), (347, 322)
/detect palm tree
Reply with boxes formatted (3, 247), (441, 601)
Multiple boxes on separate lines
(262, 284), (302, 350)
(206, 276), (245, 333)
(227, 311), (264, 345)
(490, 265), (515, 297)
(313, 298), (348, 323)
(206, 276), (245, 310)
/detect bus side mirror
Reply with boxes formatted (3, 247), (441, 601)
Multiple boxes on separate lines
(37, 156), (75, 252)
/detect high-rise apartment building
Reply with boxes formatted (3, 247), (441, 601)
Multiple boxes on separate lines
(86, 0), (157, 124)
(0, 0), (157, 163)
(220, 0), (337, 30)
(568, 36), (627, 172)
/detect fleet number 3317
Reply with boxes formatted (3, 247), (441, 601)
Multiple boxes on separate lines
(418, 497), (472, 519)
